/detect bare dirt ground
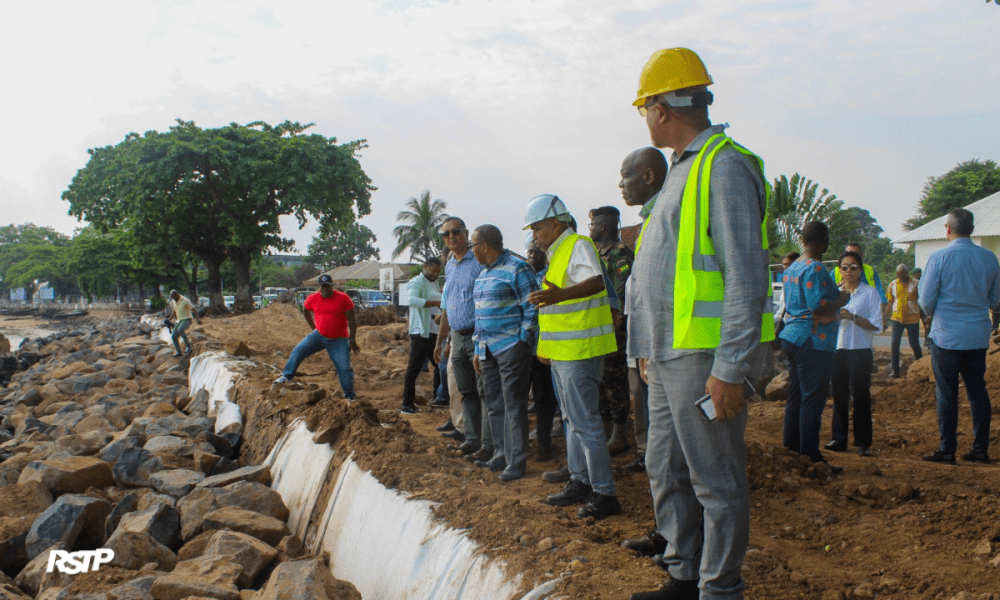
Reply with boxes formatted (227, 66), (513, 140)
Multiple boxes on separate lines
(192, 303), (1000, 600)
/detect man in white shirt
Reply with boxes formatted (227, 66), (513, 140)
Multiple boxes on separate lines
(402, 257), (442, 414)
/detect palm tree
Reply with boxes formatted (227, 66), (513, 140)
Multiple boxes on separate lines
(768, 173), (842, 256)
(392, 190), (448, 262)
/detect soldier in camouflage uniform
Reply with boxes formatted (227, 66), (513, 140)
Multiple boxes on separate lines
(589, 206), (634, 456)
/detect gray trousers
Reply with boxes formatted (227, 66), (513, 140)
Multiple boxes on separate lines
(646, 353), (749, 599)
(449, 330), (491, 448)
(479, 341), (532, 471)
(551, 355), (616, 496)
(629, 367), (649, 455)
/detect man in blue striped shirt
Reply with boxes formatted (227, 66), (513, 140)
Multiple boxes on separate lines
(470, 224), (539, 481)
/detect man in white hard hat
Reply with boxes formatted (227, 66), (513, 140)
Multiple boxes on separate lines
(525, 194), (622, 520)
(627, 48), (773, 600)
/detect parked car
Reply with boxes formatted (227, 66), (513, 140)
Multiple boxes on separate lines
(224, 296), (235, 310)
(346, 288), (392, 309)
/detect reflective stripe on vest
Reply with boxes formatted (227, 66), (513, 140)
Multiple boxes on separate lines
(537, 233), (618, 360)
(673, 133), (775, 349)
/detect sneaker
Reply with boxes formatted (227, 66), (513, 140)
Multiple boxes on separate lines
(542, 464), (570, 484)
(428, 397), (449, 408)
(547, 479), (593, 507)
(400, 405), (418, 414)
(628, 578), (700, 600)
(960, 450), (990, 464)
(823, 440), (847, 452)
(921, 449), (956, 465)
(622, 528), (666, 557)
(172, 352), (183, 358)
(273, 375), (290, 385)
(436, 418), (455, 432)
(577, 493), (622, 520)
(625, 454), (647, 473)
(185, 347), (193, 354)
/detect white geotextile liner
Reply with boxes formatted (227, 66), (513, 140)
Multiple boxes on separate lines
(266, 420), (557, 600)
(140, 314), (173, 345)
(188, 352), (244, 435)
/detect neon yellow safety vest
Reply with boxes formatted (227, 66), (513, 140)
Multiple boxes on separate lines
(833, 263), (875, 288)
(537, 233), (618, 360)
(673, 133), (775, 349)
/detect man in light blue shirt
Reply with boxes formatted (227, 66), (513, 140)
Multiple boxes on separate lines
(919, 208), (1000, 465)
(401, 257), (442, 414)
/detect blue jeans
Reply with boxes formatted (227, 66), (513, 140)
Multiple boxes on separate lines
(782, 338), (834, 461)
(171, 318), (192, 353)
(646, 353), (749, 599)
(282, 331), (355, 399)
(890, 321), (922, 374)
(551, 355), (615, 496)
(436, 359), (449, 401)
(930, 341), (992, 454)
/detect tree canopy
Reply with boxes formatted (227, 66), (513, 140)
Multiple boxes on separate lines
(392, 190), (447, 262)
(768, 173), (842, 256)
(63, 119), (375, 313)
(308, 221), (380, 270)
(903, 159), (1000, 231)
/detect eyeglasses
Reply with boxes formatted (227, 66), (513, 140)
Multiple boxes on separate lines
(839, 264), (861, 271)
(468, 241), (484, 250)
(637, 98), (659, 117)
(441, 228), (464, 238)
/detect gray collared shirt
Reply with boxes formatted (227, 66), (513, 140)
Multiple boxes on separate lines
(626, 124), (770, 383)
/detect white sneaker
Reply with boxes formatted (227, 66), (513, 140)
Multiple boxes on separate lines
(273, 376), (290, 384)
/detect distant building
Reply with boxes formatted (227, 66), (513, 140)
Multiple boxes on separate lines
(267, 254), (307, 268)
(893, 190), (1000, 270)
(304, 260), (413, 286)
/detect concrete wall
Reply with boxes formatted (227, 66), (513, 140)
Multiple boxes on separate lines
(913, 236), (1000, 270)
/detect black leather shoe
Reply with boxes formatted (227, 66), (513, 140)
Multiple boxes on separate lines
(621, 529), (666, 557)
(436, 418), (455, 432)
(824, 440), (847, 452)
(625, 454), (647, 473)
(458, 441), (481, 456)
(858, 446), (871, 457)
(961, 450), (990, 464)
(498, 466), (525, 482)
(400, 405), (418, 414)
(578, 493), (621, 520)
(922, 449), (956, 465)
(475, 456), (507, 471)
(628, 577), (700, 600)
(441, 430), (465, 442)
(542, 464), (570, 484)
(466, 447), (493, 462)
(428, 397), (449, 408)
(547, 479), (593, 507)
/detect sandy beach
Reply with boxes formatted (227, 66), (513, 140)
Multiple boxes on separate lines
(0, 314), (58, 350)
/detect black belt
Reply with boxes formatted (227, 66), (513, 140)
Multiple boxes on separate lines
(455, 327), (474, 336)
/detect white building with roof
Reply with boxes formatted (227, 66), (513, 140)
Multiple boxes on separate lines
(894, 190), (1000, 270)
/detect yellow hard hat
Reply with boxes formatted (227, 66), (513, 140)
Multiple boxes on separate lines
(633, 48), (713, 107)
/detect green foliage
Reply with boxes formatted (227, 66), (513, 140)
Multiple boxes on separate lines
(308, 221), (380, 269)
(63, 119), (375, 314)
(826, 207), (884, 260)
(904, 159), (1000, 231)
(64, 227), (130, 300)
(768, 174), (842, 256)
(0, 224), (74, 301)
(392, 190), (448, 262)
(149, 295), (168, 310)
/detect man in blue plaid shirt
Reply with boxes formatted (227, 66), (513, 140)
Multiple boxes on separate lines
(470, 224), (539, 482)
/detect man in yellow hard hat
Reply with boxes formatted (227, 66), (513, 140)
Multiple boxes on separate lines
(626, 48), (773, 600)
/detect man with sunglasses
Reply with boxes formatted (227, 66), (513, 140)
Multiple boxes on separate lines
(627, 48), (773, 600)
(434, 217), (493, 460)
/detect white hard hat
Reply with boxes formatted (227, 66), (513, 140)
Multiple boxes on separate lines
(523, 194), (569, 230)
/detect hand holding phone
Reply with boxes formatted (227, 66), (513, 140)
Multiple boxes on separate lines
(700, 376), (754, 422)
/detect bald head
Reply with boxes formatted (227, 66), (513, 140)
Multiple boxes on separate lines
(620, 147), (668, 207)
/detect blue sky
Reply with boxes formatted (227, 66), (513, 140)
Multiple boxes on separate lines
(1, 0), (998, 260)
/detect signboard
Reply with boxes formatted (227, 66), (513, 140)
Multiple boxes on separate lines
(397, 282), (409, 307)
(40, 288), (55, 300)
(379, 267), (394, 292)
(10, 288), (25, 301)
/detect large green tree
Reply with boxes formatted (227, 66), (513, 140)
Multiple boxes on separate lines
(63, 119), (374, 313)
(904, 159), (1000, 231)
(826, 206), (883, 259)
(0, 224), (73, 302)
(768, 174), (842, 256)
(392, 190), (447, 262)
(308, 221), (380, 270)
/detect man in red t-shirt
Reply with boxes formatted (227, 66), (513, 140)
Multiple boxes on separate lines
(274, 274), (361, 400)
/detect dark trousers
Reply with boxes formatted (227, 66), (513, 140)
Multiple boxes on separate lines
(599, 347), (631, 425)
(402, 333), (437, 408)
(830, 348), (873, 447)
(782, 339), (834, 461)
(479, 342), (532, 471)
(530, 356), (557, 451)
(930, 341), (992, 454)
(890, 321), (922, 374)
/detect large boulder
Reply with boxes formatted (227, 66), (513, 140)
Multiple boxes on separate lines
(25, 495), (110, 559)
(177, 488), (219, 541)
(105, 530), (177, 571)
(151, 470), (204, 498)
(149, 555), (243, 600)
(17, 456), (114, 494)
(12, 544), (72, 598)
(0, 481), (53, 572)
(113, 501), (180, 549)
(51, 430), (113, 457)
(765, 370), (790, 401)
(103, 492), (138, 540)
(253, 558), (362, 600)
(200, 507), (290, 547)
(112, 447), (164, 487)
(201, 530), (277, 588)
(197, 465), (270, 489)
(215, 482), (289, 522)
